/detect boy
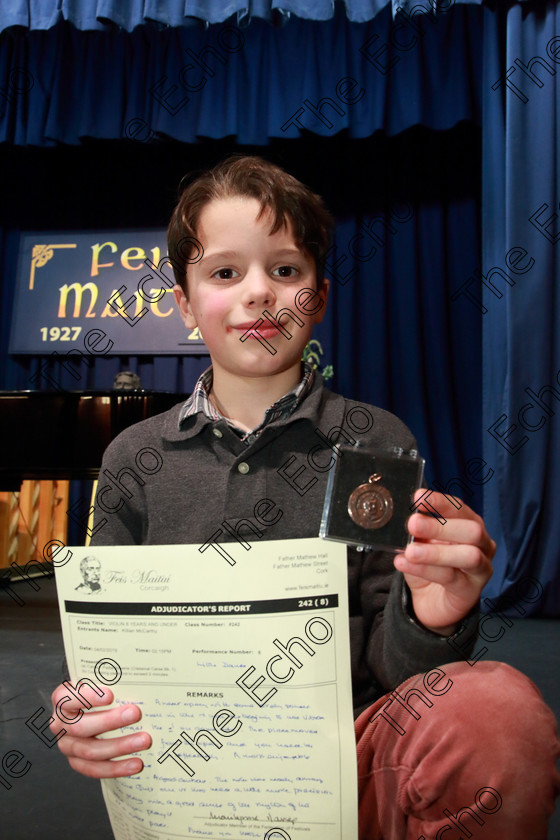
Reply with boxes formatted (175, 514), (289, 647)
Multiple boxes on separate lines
(51, 155), (559, 837)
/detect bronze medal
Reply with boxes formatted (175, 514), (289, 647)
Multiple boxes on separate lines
(347, 473), (394, 530)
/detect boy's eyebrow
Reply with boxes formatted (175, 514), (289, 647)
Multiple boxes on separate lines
(200, 248), (306, 263)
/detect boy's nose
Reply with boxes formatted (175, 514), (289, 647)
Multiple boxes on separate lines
(241, 270), (277, 307)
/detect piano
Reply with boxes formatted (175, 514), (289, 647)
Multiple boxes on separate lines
(0, 391), (189, 491)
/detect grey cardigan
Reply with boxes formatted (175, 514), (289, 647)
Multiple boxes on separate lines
(90, 373), (479, 716)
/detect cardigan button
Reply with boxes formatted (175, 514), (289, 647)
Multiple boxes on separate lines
(212, 428), (223, 438)
(237, 462), (250, 474)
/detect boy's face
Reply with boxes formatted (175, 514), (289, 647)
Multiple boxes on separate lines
(173, 196), (329, 382)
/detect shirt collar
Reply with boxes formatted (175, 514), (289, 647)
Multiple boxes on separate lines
(178, 361), (316, 441)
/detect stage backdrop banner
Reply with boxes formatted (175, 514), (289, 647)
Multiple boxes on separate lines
(9, 230), (208, 355)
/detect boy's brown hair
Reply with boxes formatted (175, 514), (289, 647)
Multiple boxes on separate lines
(167, 154), (334, 296)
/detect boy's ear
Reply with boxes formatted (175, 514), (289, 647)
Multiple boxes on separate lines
(173, 284), (198, 329)
(313, 277), (330, 325)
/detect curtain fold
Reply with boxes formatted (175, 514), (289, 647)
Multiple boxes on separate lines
(0, 4), (482, 146)
(0, 0), (484, 31)
(481, 0), (560, 616)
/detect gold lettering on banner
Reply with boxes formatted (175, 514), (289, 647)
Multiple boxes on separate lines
(29, 244), (77, 290)
(100, 288), (125, 318)
(120, 247), (147, 270)
(58, 283), (98, 318)
(133, 292), (146, 318)
(100, 290), (149, 319)
(149, 246), (161, 267)
(149, 288), (175, 317)
(119, 247), (162, 269)
(92, 243), (162, 276)
(91, 241), (118, 276)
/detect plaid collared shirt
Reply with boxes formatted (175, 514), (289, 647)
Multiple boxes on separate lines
(177, 362), (316, 444)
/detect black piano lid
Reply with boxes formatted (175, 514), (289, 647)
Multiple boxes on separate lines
(0, 390), (189, 487)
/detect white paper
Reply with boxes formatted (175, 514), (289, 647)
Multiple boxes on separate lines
(55, 538), (358, 840)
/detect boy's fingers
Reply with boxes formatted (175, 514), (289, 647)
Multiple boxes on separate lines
(411, 489), (467, 518)
(66, 754), (145, 780)
(51, 682), (114, 712)
(51, 704), (143, 739)
(57, 729), (151, 763)
(408, 513), (491, 554)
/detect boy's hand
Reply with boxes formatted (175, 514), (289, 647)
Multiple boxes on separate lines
(50, 683), (151, 778)
(394, 491), (496, 635)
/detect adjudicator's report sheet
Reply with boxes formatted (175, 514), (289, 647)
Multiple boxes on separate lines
(55, 538), (359, 840)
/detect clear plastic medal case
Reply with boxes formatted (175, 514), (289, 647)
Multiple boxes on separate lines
(319, 445), (425, 553)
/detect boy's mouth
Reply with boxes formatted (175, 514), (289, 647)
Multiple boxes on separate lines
(232, 321), (282, 339)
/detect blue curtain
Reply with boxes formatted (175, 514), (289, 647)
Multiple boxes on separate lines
(0, 4), (481, 145)
(0, 0), (481, 31)
(481, 0), (560, 616)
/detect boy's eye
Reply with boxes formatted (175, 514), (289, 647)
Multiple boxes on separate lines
(212, 268), (239, 280)
(272, 265), (299, 278)
(210, 265), (299, 280)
